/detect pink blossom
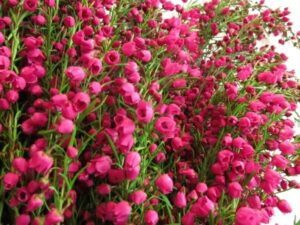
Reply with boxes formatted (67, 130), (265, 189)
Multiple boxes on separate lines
(136, 101), (154, 124)
(97, 184), (111, 195)
(257, 71), (277, 84)
(65, 66), (86, 82)
(129, 190), (147, 204)
(124, 61), (140, 83)
(121, 41), (136, 57)
(105, 50), (120, 65)
(182, 212), (196, 225)
(272, 154), (289, 169)
(113, 201), (131, 225)
(23, 0), (38, 12)
(237, 64), (253, 81)
(16, 214), (31, 225)
(277, 199), (292, 213)
(235, 207), (261, 225)
(173, 191), (187, 208)
(88, 58), (103, 75)
(136, 50), (152, 62)
(64, 16), (75, 27)
(191, 196), (214, 217)
(124, 152), (141, 180)
(45, 209), (64, 225)
(93, 156), (112, 177)
(155, 174), (174, 194)
(27, 194), (43, 212)
(28, 151), (53, 175)
(67, 146), (78, 158)
(144, 210), (159, 225)
(56, 118), (74, 134)
(279, 141), (295, 155)
(3, 172), (19, 190)
(228, 182), (242, 198)
(72, 92), (90, 112)
(12, 157), (28, 174)
(155, 117), (176, 139)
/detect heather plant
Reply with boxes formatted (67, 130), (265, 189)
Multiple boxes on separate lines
(0, 0), (300, 224)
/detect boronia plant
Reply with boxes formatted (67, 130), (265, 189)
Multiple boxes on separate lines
(0, 0), (299, 224)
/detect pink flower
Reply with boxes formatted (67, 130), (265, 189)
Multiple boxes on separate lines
(105, 50), (120, 65)
(113, 201), (132, 225)
(172, 78), (186, 88)
(65, 66), (86, 82)
(182, 212), (196, 225)
(235, 207), (261, 225)
(51, 94), (69, 109)
(144, 210), (159, 225)
(27, 194), (43, 212)
(116, 117), (135, 135)
(6, 90), (19, 103)
(129, 190), (147, 204)
(67, 146), (78, 158)
(64, 16), (75, 28)
(30, 112), (48, 127)
(20, 66), (38, 84)
(88, 58), (103, 75)
(89, 81), (102, 95)
(261, 168), (281, 193)
(3, 172), (19, 190)
(0, 98), (10, 110)
(136, 50), (152, 62)
(196, 182), (208, 193)
(12, 157), (28, 174)
(23, 0), (38, 12)
(155, 117), (176, 139)
(45, 209), (63, 225)
(121, 41), (137, 57)
(124, 61), (140, 83)
(93, 156), (112, 177)
(97, 184), (111, 195)
(80, 39), (95, 53)
(72, 92), (90, 112)
(228, 182), (242, 198)
(173, 191), (187, 208)
(56, 118), (74, 134)
(0, 56), (10, 70)
(257, 71), (277, 84)
(45, 0), (55, 7)
(279, 141), (295, 155)
(247, 195), (261, 209)
(108, 169), (125, 185)
(163, 60), (182, 76)
(279, 125), (294, 141)
(124, 152), (141, 180)
(28, 151), (53, 175)
(0, 31), (4, 44)
(136, 101), (154, 124)
(16, 214), (30, 225)
(117, 134), (134, 153)
(277, 199), (292, 213)
(272, 154), (289, 169)
(61, 104), (78, 120)
(237, 64), (253, 81)
(155, 174), (174, 194)
(191, 196), (214, 217)
(119, 82), (135, 96)
(123, 92), (141, 105)
(217, 149), (234, 169)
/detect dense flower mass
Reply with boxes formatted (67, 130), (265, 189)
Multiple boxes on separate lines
(0, 0), (300, 224)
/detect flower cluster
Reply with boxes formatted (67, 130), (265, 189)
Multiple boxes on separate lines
(0, 0), (300, 224)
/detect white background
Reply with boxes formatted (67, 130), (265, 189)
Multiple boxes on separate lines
(167, 0), (300, 224)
